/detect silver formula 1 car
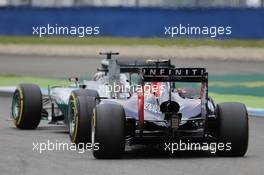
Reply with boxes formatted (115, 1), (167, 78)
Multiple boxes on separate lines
(11, 52), (248, 158)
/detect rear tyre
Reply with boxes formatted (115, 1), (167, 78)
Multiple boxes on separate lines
(92, 103), (125, 159)
(72, 89), (99, 99)
(216, 102), (248, 157)
(11, 84), (42, 129)
(68, 89), (98, 144)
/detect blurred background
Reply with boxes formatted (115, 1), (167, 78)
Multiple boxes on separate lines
(1, 0), (264, 7)
(0, 0), (263, 110)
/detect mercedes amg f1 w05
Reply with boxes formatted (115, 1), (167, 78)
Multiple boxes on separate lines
(11, 52), (248, 158)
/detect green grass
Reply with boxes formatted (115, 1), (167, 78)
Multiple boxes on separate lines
(210, 93), (264, 109)
(0, 36), (264, 48)
(0, 75), (70, 87)
(0, 74), (263, 108)
(209, 74), (264, 82)
(210, 81), (264, 88)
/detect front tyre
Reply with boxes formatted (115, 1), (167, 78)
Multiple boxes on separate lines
(92, 103), (125, 159)
(68, 90), (98, 144)
(216, 102), (248, 157)
(11, 84), (42, 129)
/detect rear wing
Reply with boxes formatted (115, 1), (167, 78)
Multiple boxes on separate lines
(142, 68), (208, 82)
(98, 58), (175, 74)
(119, 59), (174, 73)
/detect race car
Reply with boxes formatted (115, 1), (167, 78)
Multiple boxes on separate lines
(11, 52), (248, 158)
(10, 52), (174, 139)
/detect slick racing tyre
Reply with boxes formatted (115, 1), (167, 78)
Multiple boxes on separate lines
(92, 103), (125, 159)
(11, 84), (42, 129)
(72, 89), (99, 98)
(216, 102), (248, 157)
(68, 89), (99, 144)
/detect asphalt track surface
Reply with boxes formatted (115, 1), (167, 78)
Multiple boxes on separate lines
(0, 54), (263, 78)
(0, 55), (264, 175)
(0, 96), (264, 175)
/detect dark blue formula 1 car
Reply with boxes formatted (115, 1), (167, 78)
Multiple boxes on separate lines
(11, 52), (248, 158)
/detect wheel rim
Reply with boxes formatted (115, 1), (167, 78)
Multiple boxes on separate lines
(91, 109), (96, 146)
(69, 99), (77, 136)
(12, 91), (21, 120)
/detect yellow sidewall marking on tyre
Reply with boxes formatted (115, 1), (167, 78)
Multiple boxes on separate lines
(92, 108), (96, 129)
(16, 87), (23, 126)
(70, 93), (78, 142)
